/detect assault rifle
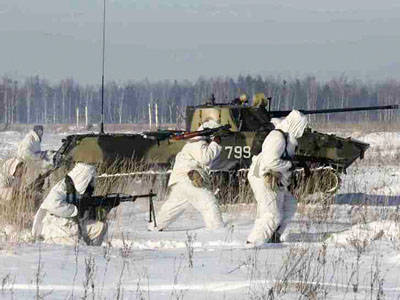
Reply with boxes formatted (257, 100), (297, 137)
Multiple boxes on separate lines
(171, 124), (232, 141)
(70, 192), (157, 225)
(78, 193), (135, 213)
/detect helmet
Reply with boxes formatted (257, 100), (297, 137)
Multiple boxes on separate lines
(239, 94), (248, 103)
(252, 93), (267, 107)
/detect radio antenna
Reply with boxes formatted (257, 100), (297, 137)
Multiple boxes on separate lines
(100, 0), (106, 134)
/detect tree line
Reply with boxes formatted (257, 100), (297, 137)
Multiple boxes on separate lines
(1, 75), (399, 126)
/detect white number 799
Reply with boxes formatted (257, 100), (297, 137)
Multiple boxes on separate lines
(225, 146), (251, 159)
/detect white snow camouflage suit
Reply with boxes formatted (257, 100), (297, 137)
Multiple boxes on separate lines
(17, 129), (54, 172)
(0, 158), (23, 203)
(17, 130), (43, 161)
(156, 120), (224, 230)
(32, 163), (107, 246)
(247, 110), (308, 244)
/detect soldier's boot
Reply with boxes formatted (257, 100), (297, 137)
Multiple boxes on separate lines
(269, 230), (281, 243)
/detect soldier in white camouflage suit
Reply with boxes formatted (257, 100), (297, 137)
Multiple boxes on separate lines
(247, 110), (308, 246)
(152, 120), (225, 231)
(32, 163), (107, 246)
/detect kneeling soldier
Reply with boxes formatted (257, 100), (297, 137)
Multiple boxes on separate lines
(32, 163), (107, 246)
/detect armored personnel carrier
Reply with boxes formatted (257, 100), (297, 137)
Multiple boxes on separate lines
(51, 95), (398, 199)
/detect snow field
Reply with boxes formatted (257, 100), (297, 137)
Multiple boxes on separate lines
(0, 130), (400, 299)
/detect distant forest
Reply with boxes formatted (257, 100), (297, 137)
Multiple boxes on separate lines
(0, 75), (399, 125)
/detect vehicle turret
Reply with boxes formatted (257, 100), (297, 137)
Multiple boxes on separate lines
(186, 97), (399, 132)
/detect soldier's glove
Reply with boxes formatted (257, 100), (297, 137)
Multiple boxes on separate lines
(188, 170), (204, 188)
(264, 171), (282, 190)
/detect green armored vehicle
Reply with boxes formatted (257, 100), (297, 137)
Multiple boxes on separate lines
(52, 96), (398, 197)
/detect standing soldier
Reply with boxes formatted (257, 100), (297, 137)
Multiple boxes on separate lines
(151, 120), (225, 231)
(246, 110), (308, 246)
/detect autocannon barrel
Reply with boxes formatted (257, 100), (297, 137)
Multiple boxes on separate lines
(270, 104), (399, 117)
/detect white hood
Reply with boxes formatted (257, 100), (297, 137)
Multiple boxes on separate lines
(270, 117), (283, 128)
(67, 163), (97, 194)
(190, 119), (221, 141)
(197, 119), (221, 131)
(17, 130), (42, 161)
(275, 110), (308, 138)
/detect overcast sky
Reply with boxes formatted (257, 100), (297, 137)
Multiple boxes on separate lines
(1, 0), (400, 84)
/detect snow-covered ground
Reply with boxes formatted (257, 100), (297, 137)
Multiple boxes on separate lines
(1, 129), (400, 299)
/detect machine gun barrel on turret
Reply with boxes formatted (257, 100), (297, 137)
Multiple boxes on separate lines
(269, 104), (399, 118)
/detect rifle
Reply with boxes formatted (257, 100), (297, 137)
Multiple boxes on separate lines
(171, 124), (232, 141)
(72, 193), (157, 222)
(79, 193), (134, 212)
(142, 129), (185, 141)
